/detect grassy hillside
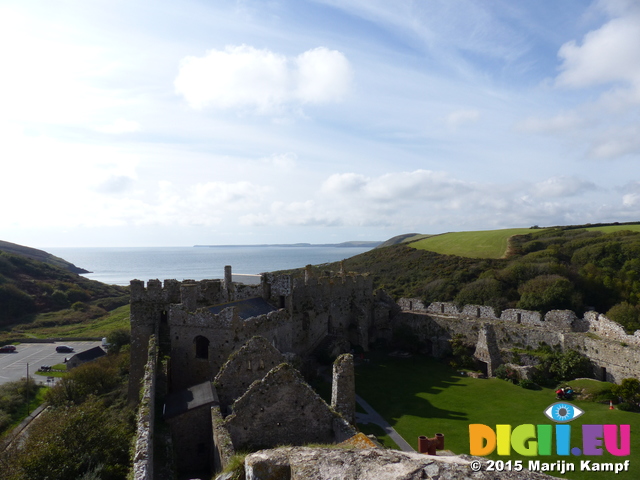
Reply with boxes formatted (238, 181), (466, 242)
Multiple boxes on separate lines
(0, 247), (128, 331)
(0, 240), (89, 274)
(409, 228), (536, 258)
(300, 224), (640, 333)
(585, 224), (640, 234)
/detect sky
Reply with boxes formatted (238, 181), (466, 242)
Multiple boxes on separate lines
(2, 0), (640, 247)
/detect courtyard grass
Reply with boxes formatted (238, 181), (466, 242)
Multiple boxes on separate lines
(409, 228), (537, 259)
(356, 352), (639, 479)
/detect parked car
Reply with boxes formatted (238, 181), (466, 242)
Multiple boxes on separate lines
(0, 345), (16, 353)
(56, 345), (74, 353)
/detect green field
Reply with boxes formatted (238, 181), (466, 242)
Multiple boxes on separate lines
(356, 353), (639, 480)
(409, 228), (537, 259)
(1, 305), (130, 343)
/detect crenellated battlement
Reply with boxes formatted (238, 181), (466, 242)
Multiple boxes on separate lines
(396, 298), (640, 383)
(129, 265), (385, 397)
(398, 298), (639, 345)
(130, 278), (182, 304)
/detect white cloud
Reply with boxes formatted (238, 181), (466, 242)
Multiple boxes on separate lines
(531, 176), (596, 198)
(93, 175), (136, 194)
(294, 47), (352, 104)
(261, 152), (297, 170)
(174, 45), (352, 114)
(95, 119), (141, 134)
(446, 109), (480, 129)
(321, 173), (368, 194)
(556, 12), (640, 90)
(588, 125), (640, 159)
(516, 112), (590, 134)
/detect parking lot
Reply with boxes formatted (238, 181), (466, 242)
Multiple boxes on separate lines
(0, 341), (103, 385)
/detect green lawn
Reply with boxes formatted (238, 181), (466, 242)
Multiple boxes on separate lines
(409, 228), (538, 259)
(356, 352), (639, 479)
(0, 385), (48, 438)
(10, 304), (130, 340)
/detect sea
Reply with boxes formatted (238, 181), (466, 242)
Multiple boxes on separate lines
(45, 246), (375, 286)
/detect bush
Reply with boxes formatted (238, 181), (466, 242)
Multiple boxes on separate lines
(519, 379), (539, 390)
(46, 355), (123, 406)
(606, 302), (640, 333)
(617, 402), (640, 412)
(548, 350), (592, 382)
(517, 275), (578, 312)
(106, 329), (130, 354)
(0, 284), (36, 324)
(7, 397), (133, 480)
(71, 301), (87, 311)
(50, 289), (69, 308)
(612, 378), (640, 405)
(494, 364), (519, 383)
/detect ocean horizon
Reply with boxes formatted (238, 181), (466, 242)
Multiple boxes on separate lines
(45, 245), (375, 286)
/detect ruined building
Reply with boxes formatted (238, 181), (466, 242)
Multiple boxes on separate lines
(129, 265), (393, 400)
(130, 266), (640, 479)
(130, 266), (390, 478)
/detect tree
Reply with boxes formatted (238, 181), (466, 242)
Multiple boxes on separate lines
(606, 302), (640, 334)
(612, 378), (640, 406)
(516, 275), (578, 312)
(6, 398), (133, 480)
(106, 329), (131, 354)
(549, 350), (592, 381)
(454, 278), (506, 312)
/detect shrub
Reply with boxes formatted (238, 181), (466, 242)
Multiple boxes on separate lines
(8, 397), (133, 480)
(494, 364), (519, 383)
(617, 402), (640, 412)
(71, 301), (87, 311)
(106, 329), (131, 354)
(612, 378), (640, 405)
(519, 379), (539, 390)
(606, 302), (640, 334)
(50, 289), (69, 308)
(517, 275), (578, 312)
(548, 350), (592, 382)
(0, 284), (36, 323)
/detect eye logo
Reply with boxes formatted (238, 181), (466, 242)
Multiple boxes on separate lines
(544, 402), (584, 423)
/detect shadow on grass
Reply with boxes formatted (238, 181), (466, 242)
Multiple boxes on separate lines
(356, 351), (469, 424)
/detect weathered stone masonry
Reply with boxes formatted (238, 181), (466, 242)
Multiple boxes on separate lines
(397, 299), (640, 383)
(129, 268), (640, 479)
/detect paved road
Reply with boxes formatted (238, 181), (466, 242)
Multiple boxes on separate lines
(0, 341), (103, 385)
(355, 394), (415, 452)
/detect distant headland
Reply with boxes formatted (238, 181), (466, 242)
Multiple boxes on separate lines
(194, 241), (382, 248)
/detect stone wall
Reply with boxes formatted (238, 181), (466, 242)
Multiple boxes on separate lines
(211, 405), (234, 473)
(400, 298), (640, 346)
(168, 306), (292, 390)
(131, 268), (386, 398)
(167, 403), (213, 474)
(243, 447), (558, 480)
(214, 336), (287, 408)
(331, 353), (355, 425)
(132, 335), (157, 480)
(224, 363), (357, 450)
(395, 306), (640, 383)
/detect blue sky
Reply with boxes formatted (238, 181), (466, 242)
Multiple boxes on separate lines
(1, 0), (640, 247)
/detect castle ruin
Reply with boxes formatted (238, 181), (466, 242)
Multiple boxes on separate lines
(130, 266), (640, 479)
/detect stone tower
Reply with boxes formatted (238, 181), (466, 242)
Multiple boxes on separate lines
(473, 323), (502, 377)
(331, 353), (356, 425)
